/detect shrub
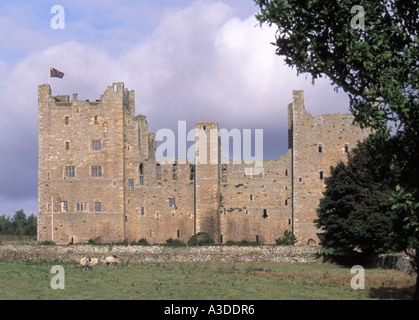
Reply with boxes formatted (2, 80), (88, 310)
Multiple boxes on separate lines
(275, 230), (297, 245)
(37, 240), (56, 246)
(225, 240), (259, 246)
(165, 238), (186, 247)
(187, 232), (214, 246)
(130, 238), (150, 246)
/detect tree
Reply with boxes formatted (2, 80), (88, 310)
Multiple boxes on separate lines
(315, 136), (399, 255)
(0, 210), (37, 237)
(255, 0), (418, 298)
(12, 210), (27, 236)
(0, 215), (14, 235)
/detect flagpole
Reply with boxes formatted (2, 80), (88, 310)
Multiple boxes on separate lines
(48, 65), (51, 85)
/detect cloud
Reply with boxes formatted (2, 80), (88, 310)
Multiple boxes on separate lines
(0, 0), (352, 215)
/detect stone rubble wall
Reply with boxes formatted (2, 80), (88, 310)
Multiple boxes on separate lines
(0, 244), (321, 264)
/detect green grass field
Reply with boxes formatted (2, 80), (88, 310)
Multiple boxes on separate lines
(0, 260), (414, 300)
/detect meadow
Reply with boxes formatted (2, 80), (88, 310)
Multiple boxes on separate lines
(0, 260), (415, 300)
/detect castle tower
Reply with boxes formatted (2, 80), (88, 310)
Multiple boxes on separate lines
(37, 83), (131, 244)
(194, 122), (221, 242)
(290, 90), (369, 245)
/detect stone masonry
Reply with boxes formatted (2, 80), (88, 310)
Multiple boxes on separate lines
(37, 83), (370, 245)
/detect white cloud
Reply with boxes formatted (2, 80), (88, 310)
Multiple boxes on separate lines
(0, 0), (352, 215)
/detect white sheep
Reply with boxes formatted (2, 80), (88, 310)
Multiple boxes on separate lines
(102, 255), (117, 266)
(80, 257), (98, 270)
(90, 257), (99, 266)
(80, 257), (91, 270)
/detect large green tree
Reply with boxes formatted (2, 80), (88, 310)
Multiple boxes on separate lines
(315, 136), (399, 255)
(255, 0), (418, 298)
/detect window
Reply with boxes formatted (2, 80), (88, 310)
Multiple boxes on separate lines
(173, 163), (178, 180)
(169, 198), (176, 208)
(318, 144), (323, 153)
(139, 164), (144, 185)
(317, 118), (322, 126)
(95, 202), (102, 212)
(345, 144), (349, 153)
(263, 209), (268, 219)
(222, 164), (227, 182)
(156, 164), (162, 180)
(203, 125), (207, 130)
(65, 166), (75, 178)
(92, 141), (101, 151)
(320, 171), (324, 180)
(177, 230), (180, 239)
(94, 116), (98, 125)
(91, 166), (102, 177)
(285, 169), (288, 176)
(77, 202), (87, 212)
(190, 164), (195, 181)
(285, 199), (288, 206)
(60, 201), (68, 212)
(141, 207), (145, 216)
(250, 194), (253, 201)
(128, 179), (134, 190)
(64, 116), (69, 125)
(349, 118), (354, 125)
(65, 141), (70, 151)
(149, 230), (152, 238)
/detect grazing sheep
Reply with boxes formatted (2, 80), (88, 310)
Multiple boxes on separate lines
(102, 255), (117, 266)
(80, 257), (92, 270)
(90, 257), (99, 266)
(80, 257), (98, 270)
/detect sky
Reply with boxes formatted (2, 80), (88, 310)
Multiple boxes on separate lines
(0, 0), (353, 216)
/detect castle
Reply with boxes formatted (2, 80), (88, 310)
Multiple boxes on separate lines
(37, 82), (369, 245)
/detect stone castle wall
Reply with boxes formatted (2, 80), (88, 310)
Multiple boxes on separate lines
(38, 83), (369, 245)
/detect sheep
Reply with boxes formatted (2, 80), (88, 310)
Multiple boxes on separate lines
(80, 257), (92, 270)
(102, 255), (117, 266)
(80, 257), (98, 270)
(90, 257), (99, 266)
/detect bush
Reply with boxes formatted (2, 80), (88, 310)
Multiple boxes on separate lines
(187, 232), (214, 246)
(130, 238), (150, 246)
(275, 230), (297, 245)
(165, 238), (186, 247)
(37, 240), (56, 246)
(225, 240), (259, 246)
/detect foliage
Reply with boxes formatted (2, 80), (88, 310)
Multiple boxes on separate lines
(165, 238), (187, 247)
(187, 232), (215, 246)
(0, 210), (37, 236)
(275, 230), (297, 246)
(130, 238), (150, 246)
(37, 240), (56, 246)
(255, 0), (418, 297)
(315, 136), (399, 255)
(225, 240), (259, 246)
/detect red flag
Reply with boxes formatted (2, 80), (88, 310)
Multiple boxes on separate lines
(50, 67), (64, 78)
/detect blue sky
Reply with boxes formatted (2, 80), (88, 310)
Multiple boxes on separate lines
(0, 0), (352, 216)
